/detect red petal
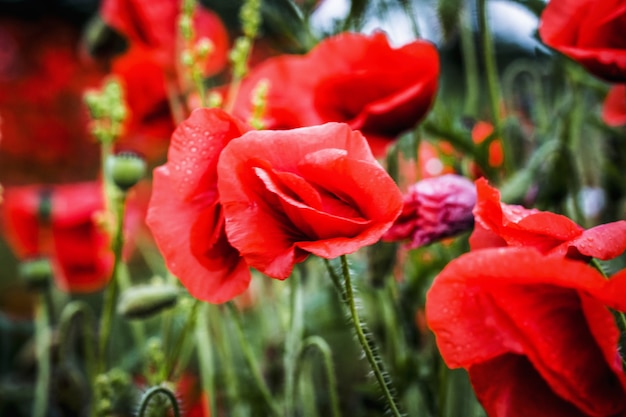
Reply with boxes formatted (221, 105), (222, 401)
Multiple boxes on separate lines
(427, 247), (626, 415)
(167, 108), (248, 201)
(469, 355), (589, 417)
(147, 167), (251, 303)
(602, 84), (626, 127)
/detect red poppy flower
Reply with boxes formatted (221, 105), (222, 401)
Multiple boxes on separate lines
(0, 19), (103, 185)
(216, 122), (404, 279)
(232, 32), (439, 156)
(539, 0), (626, 82)
(100, 0), (229, 76)
(146, 108), (251, 303)
(383, 174), (476, 249)
(0, 182), (113, 292)
(111, 45), (176, 162)
(602, 84), (626, 126)
(470, 178), (626, 260)
(426, 247), (626, 417)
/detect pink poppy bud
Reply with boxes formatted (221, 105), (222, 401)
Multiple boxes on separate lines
(383, 174), (476, 248)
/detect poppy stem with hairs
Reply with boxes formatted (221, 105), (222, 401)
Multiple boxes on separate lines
(338, 255), (403, 417)
(136, 385), (181, 417)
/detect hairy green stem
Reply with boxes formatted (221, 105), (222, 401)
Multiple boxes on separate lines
(297, 336), (342, 417)
(33, 292), (52, 417)
(338, 255), (403, 417)
(228, 302), (281, 417)
(137, 386), (181, 417)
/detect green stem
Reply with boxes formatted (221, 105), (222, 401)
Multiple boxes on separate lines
(137, 386), (181, 417)
(33, 292), (52, 417)
(195, 303), (216, 417)
(58, 301), (97, 386)
(460, 7), (479, 116)
(297, 336), (342, 417)
(284, 269), (304, 416)
(228, 302), (281, 417)
(477, 0), (512, 174)
(338, 255), (402, 417)
(164, 298), (201, 380)
(97, 191), (127, 375)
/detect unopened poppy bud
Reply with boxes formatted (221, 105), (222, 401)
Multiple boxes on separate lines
(106, 152), (146, 191)
(19, 258), (53, 290)
(117, 284), (179, 319)
(383, 174), (476, 249)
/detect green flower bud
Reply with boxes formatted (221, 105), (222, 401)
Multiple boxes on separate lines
(19, 258), (53, 290)
(181, 49), (195, 68)
(106, 152), (146, 191)
(117, 284), (179, 319)
(195, 37), (214, 59)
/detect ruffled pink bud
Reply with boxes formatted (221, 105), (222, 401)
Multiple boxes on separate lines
(383, 174), (476, 248)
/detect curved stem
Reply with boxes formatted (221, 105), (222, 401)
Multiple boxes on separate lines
(137, 386), (181, 417)
(228, 302), (281, 417)
(58, 301), (97, 385)
(338, 255), (403, 417)
(97, 191), (127, 375)
(297, 336), (342, 417)
(164, 298), (201, 380)
(33, 292), (52, 417)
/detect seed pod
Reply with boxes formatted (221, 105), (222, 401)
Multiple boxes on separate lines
(117, 284), (179, 320)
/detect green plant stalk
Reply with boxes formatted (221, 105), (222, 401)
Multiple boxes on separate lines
(137, 386), (181, 417)
(284, 269), (304, 416)
(460, 7), (479, 116)
(196, 303), (216, 417)
(213, 305), (243, 417)
(477, 0), (512, 174)
(97, 191), (127, 375)
(228, 302), (281, 417)
(297, 336), (342, 417)
(58, 301), (97, 386)
(33, 292), (52, 417)
(339, 255), (403, 417)
(164, 298), (201, 380)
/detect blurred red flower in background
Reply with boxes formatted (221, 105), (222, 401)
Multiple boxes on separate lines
(0, 182), (113, 292)
(539, 0), (626, 82)
(0, 19), (103, 185)
(217, 122), (403, 279)
(427, 247), (626, 417)
(602, 84), (626, 127)
(99, 0), (229, 77)
(383, 174), (476, 249)
(147, 108), (251, 304)
(232, 32), (439, 156)
(470, 178), (626, 260)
